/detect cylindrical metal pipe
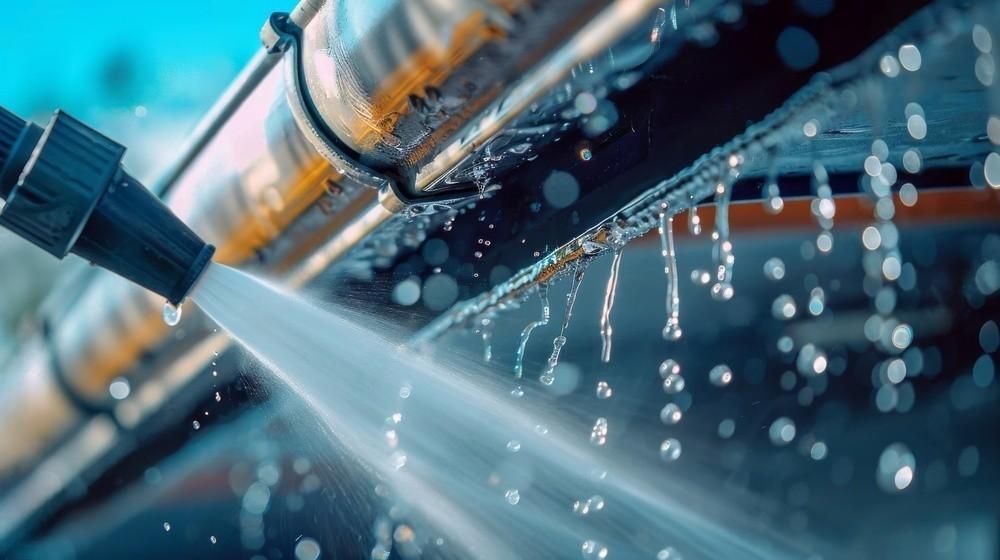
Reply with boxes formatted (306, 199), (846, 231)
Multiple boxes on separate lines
(0, 0), (667, 536)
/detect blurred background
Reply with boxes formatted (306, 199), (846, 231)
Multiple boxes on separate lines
(0, 0), (276, 354)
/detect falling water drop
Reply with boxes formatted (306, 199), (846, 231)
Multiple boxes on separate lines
(763, 152), (783, 214)
(763, 257), (786, 281)
(659, 358), (680, 378)
(659, 438), (682, 462)
(209, 535), (217, 545)
(163, 522), (171, 532)
(163, 301), (182, 326)
(710, 176), (735, 301)
(504, 488), (521, 505)
(662, 373), (685, 394)
(811, 161), (836, 254)
(659, 205), (683, 341)
(688, 206), (702, 235)
(590, 417), (609, 446)
(709, 364), (733, 387)
(768, 417), (797, 446)
(771, 294), (797, 320)
(596, 381), (614, 399)
(599, 244), (624, 363)
(510, 385), (525, 399)
(506, 440), (521, 453)
(690, 269), (711, 286)
(192, 420), (201, 430)
(877, 442), (916, 492)
(477, 316), (495, 363)
(514, 285), (551, 379)
(581, 540), (609, 560)
(540, 264), (587, 385)
(573, 495), (606, 515)
(660, 403), (683, 425)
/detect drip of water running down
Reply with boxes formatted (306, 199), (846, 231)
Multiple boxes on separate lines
(514, 285), (551, 379)
(688, 205), (702, 235)
(658, 203), (682, 341)
(599, 246), (624, 363)
(193, 263), (805, 559)
(541, 263), (587, 385)
(710, 161), (738, 301)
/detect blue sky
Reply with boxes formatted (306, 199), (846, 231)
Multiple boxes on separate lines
(1, 0), (284, 179)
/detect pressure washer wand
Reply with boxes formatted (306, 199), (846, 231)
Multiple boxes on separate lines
(0, 106), (214, 305)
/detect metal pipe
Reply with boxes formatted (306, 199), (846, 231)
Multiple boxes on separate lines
(0, 0), (670, 546)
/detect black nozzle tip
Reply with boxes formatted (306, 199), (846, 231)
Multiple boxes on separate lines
(0, 108), (217, 305)
(0, 107), (24, 168)
(171, 244), (216, 305)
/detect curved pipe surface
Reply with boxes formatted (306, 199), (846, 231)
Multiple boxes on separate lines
(0, 0), (669, 546)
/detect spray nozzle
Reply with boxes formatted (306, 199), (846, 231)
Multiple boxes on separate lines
(0, 106), (214, 305)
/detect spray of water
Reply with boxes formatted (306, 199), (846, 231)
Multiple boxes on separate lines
(193, 263), (806, 559)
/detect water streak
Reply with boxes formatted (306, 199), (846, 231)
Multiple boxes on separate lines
(513, 285), (551, 379)
(599, 248), (624, 363)
(658, 203), (682, 341)
(193, 263), (806, 559)
(710, 171), (736, 301)
(541, 263), (588, 385)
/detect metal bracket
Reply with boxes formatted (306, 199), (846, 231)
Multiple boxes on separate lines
(261, 12), (482, 207)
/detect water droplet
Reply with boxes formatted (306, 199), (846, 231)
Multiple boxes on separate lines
(590, 417), (609, 446)
(596, 381), (613, 399)
(690, 269), (711, 286)
(973, 24), (993, 54)
(506, 440), (521, 453)
(209, 535), (217, 544)
(898, 44), (921, 71)
(891, 323), (913, 350)
(879, 54), (900, 77)
(192, 420), (201, 430)
(906, 114), (927, 140)
(763, 257), (785, 281)
(658, 359), (680, 378)
(687, 206), (702, 235)
(768, 417), (796, 446)
(657, 547), (682, 560)
(163, 522), (171, 532)
(214, 391), (222, 402)
(659, 438), (682, 462)
(108, 378), (131, 400)
(660, 403), (683, 425)
(810, 441), (828, 461)
(510, 385), (525, 399)
(573, 495), (606, 516)
(504, 488), (520, 505)
(771, 294), (797, 320)
(581, 540), (609, 560)
(662, 373), (685, 394)
(877, 443), (916, 492)
(163, 301), (182, 326)
(718, 418), (736, 439)
(807, 287), (825, 316)
(709, 364), (733, 387)
(295, 537), (322, 560)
